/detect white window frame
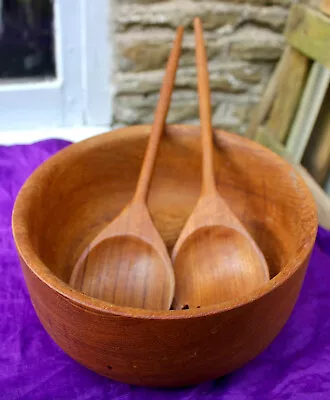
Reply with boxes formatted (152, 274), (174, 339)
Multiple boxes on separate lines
(0, 0), (113, 144)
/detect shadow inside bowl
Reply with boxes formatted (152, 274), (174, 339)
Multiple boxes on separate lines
(20, 125), (315, 304)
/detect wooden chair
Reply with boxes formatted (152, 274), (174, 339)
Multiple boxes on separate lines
(246, 0), (330, 229)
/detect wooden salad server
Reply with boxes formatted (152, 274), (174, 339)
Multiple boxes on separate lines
(172, 19), (269, 309)
(69, 26), (184, 310)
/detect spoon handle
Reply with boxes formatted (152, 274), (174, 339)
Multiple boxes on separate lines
(133, 26), (184, 204)
(194, 18), (217, 196)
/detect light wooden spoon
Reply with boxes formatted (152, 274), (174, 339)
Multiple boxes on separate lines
(69, 26), (184, 310)
(172, 19), (269, 309)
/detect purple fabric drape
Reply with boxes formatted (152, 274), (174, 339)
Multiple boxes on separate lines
(1, 139), (329, 400)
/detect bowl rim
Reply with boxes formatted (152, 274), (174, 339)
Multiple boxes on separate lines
(12, 124), (318, 320)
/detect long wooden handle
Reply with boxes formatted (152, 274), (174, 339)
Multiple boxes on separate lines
(194, 18), (217, 196)
(133, 26), (184, 203)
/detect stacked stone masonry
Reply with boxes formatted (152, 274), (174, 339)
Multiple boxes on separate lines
(113, 0), (290, 134)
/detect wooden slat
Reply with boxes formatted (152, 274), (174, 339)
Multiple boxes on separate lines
(285, 3), (330, 68)
(255, 130), (330, 230)
(286, 62), (330, 163)
(302, 84), (330, 185)
(246, 45), (309, 143)
(245, 47), (288, 140)
(255, 128), (293, 161)
(295, 165), (330, 230)
(325, 172), (330, 195)
(265, 47), (309, 143)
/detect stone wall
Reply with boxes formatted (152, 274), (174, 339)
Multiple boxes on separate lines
(113, 0), (290, 134)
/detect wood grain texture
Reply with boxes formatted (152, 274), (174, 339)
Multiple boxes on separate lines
(171, 19), (269, 310)
(285, 4), (330, 68)
(12, 125), (317, 387)
(69, 26), (184, 310)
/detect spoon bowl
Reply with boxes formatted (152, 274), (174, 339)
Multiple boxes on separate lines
(72, 236), (173, 309)
(173, 191), (269, 308)
(174, 226), (269, 308)
(70, 202), (175, 309)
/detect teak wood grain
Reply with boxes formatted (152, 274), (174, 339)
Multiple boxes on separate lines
(69, 26), (184, 310)
(12, 125), (317, 387)
(172, 19), (270, 309)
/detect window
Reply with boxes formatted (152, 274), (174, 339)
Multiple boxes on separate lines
(0, 0), (112, 143)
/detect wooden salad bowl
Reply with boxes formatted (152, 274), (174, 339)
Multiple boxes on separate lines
(12, 125), (317, 387)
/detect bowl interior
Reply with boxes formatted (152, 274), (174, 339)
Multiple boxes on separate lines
(15, 125), (317, 305)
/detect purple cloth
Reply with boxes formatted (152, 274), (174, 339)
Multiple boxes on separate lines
(1, 139), (330, 400)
